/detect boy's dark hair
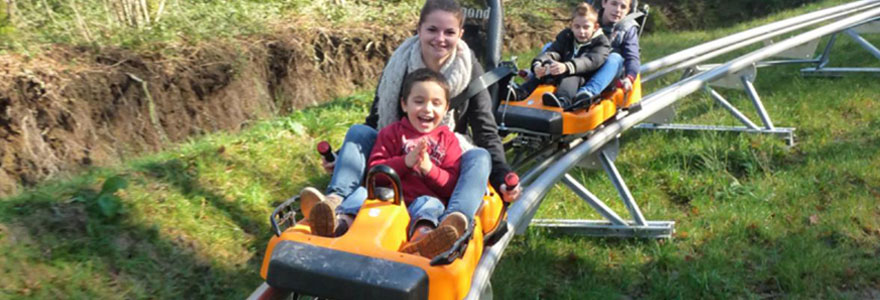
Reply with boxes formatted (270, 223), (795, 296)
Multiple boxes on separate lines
(573, 2), (599, 23)
(401, 68), (450, 107)
(418, 0), (465, 28)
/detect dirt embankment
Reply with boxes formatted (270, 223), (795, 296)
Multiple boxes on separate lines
(0, 16), (563, 195)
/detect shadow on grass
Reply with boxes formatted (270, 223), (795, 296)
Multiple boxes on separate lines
(0, 184), (262, 298)
(136, 158), (264, 236)
(0, 142), (322, 297)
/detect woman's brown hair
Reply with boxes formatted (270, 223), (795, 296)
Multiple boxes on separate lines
(418, 0), (465, 28)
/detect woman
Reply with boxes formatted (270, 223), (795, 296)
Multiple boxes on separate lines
(301, 0), (521, 246)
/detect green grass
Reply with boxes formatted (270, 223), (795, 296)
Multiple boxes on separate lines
(2, 1), (880, 299)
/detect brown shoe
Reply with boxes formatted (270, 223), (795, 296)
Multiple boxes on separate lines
(439, 212), (468, 236)
(299, 187), (323, 220)
(302, 189), (343, 237)
(400, 226), (460, 259)
(310, 202), (336, 237)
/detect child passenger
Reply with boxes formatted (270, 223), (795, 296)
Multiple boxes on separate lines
(309, 68), (468, 259)
(516, 2), (611, 109)
(575, 0), (642, 100)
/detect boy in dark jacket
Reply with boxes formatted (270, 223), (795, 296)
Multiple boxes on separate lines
(517, 2), (611, 109)
(575, 0), (641, 100)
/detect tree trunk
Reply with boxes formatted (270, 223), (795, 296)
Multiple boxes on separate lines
(2, 0), (14, 26)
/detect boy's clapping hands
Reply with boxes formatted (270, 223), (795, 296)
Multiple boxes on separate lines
(405, 138), (434, 176)
(416, 139), (433, 175)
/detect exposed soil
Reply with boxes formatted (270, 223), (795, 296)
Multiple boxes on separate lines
(0, 15), (564, 196)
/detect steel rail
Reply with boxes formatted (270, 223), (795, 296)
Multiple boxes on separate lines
(465, 7), (880, 299)
(643, 1), (880, 82)
(640, 0), (880, 80)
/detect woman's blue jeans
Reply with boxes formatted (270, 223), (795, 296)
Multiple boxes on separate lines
(406, 148), (491, 236)
(326, 124), (376, 215)
(441, 148), (491, 224)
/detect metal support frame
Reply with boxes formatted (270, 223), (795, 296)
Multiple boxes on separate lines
(757, 37), (831, 67)
(636, 66), (796, 146)
(741, 75), (775, 130)
(802, 18), (880, 76)
(636, 123), (796, 146)
(600, 151), (647, 225)
(530, 151), (674, 238)
(708, 87), (761, 130)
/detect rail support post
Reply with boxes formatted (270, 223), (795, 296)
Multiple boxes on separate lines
(530, 149), (674, 238)
(802, 17), (880, 77)
(636, 63), (796, 146)
(740, 74), (775, 130)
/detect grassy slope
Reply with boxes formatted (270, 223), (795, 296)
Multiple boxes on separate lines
(1, 0), (879, 298)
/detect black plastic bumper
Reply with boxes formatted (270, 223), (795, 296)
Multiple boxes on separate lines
(497, 104), (562, 135)
(266, 240), (429, 300)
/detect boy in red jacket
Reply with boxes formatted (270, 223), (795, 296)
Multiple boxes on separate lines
(311, 68), (468, 259)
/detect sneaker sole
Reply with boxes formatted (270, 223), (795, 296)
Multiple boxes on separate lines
(310, 202), (336, 237)
(299, 187), (325, 220)
(402, 226), (459, 259)
(439, 213), (468, 237)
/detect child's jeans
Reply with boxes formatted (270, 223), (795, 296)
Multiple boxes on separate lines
(406, 195), (446, 237)
(518, 53), (624, 100)
(577, 52), (624, 96)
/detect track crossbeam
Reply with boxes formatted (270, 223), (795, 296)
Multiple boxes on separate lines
(530, 219), (675, 238)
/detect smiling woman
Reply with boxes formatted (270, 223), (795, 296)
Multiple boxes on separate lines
(415, 4), (465, 74)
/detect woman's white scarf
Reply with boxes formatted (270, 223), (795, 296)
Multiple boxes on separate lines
(375, 36), (473, 131)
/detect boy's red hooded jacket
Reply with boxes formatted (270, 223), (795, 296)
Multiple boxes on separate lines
(368, 118), (462, 204)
